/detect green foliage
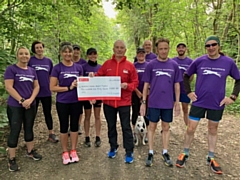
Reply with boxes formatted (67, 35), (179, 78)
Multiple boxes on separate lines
(0, 49), (15, 154)
(115, 0), (240, 60)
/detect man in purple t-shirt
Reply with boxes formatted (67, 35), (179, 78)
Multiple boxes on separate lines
(72, 44), (87, 65)
(140, 38), (181, 167)
(72, 44), (86, 135)
(134, 40), (157, 62)
(132, 48), (149, 143)
(176, 36), (240, 174)
(172, 43), (193, 126)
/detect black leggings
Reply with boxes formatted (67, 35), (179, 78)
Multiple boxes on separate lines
(7, 105), (36, 148)
(131, 92), (149, 126)
(36, 96), (53, 130)
(56, 102), (82, 133)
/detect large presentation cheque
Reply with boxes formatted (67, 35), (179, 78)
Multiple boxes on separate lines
(77, 76), (121, 100)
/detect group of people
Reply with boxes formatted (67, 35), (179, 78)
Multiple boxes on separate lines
(4, 36), (240, 175)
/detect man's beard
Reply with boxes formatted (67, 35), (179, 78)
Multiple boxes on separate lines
(178, 51), (185, 56)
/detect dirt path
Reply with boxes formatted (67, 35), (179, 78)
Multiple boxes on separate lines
(0, 105), (239, 180)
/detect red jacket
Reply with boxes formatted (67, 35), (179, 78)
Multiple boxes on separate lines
(96, 55), (138, 108)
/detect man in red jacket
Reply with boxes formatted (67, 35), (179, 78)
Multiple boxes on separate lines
(92, 40), (138, 163)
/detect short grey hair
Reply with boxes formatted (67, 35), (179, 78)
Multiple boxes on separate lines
(60, 44), (73, 53)
(113, 40), (126, 48)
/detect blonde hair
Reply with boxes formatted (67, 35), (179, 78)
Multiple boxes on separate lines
(16, 46), (30, 56)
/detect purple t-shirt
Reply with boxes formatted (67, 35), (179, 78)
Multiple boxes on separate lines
(186, 55), (240, 110)
(134, 52), (157, 62)
(146, 52), (157, 62)
(51, 62), (83, 103)
(28, 56), (53, 97)
(142, 59), (182, 109)
(75, 58), (87, 65)
(134, 61), (149, 92)
(4, 65), (38, 107)
(172, 57), (193, 94)
(82, 61), (101, 76)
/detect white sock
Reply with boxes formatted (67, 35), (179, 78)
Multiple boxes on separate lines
(163, 149), (168, 154)
(149, 150), (154, 155)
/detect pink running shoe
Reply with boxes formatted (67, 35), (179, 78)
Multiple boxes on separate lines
(70, 150), (79, 163)
(62, 152), (71, 165)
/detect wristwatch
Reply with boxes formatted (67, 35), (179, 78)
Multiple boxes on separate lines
(230, 95), (237, 101)
(142, 100), (146, 104)
(19, 98), (25, 104)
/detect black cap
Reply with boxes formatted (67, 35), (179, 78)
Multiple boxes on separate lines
(72, 44), (80, 50)
(176, 43), (186, 48)
(136, 47), (146, 53)
(86, 48), (97, 55)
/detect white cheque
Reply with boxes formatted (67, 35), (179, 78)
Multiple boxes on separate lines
(77, 76), (121, 100)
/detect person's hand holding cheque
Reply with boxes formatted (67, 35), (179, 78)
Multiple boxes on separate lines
(88, 72), (95, 77)
(121, 82), (128, 89)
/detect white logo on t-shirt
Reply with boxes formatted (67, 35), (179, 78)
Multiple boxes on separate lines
(203, 70), (221, 77)
(137, 69), (145, 73)
(179, 66), (187, 71)
(123, 69), (128, 74)
(155, 71), (171, 77)
(63, 74), (78, 78)
(19, 77), (33, 82)
(35, 66), (48, 71)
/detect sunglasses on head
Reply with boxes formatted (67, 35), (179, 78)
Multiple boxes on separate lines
(205, 43), (218, 48)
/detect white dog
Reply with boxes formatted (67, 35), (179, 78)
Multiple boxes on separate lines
(134, 116), (147, 146)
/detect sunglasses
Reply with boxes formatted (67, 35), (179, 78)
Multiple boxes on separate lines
(205, 43), (218, 48)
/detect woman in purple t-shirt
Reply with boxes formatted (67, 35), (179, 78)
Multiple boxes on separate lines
(176, 36), (240, 174)
(81, 48), (102, 147)
(28, 41), (58, 143)
(50, 43), (83, 165)
(4, 47), (42, 172)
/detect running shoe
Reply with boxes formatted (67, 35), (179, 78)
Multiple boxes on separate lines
(125, 153), (134, 164)
(62, 151), (71, 165)
(48, 134), (59, 143)
(84, 137), (91, 147)
(176, 153), (188, 168)
(146, 153), (154, 167)
(26, 149), (42, 161)
(70, 150), (79, 163)
(94, 136), (101, 147)
(207, 156), (222, 174)
(8, 157), (19, 172)
(162, 153), (173, 167)
(108, 145), (119, 158)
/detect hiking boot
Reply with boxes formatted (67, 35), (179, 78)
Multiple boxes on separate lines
(8, 158), (19, 172)
(207, 156), (223, 174)
(94, 136), (101, 147)
(48, 134), (59, 143)
(84, 137), (91, 147)
(162, 153), (173, 167)
(26, 149), (42, 161)
(78, 125), (82, 135)
(62, 152), (71, 165)
(176, 153), (189, 168)
(70, 150), (79, 163)
(146, 153), (153, 167)
(108, 145), (119, 158)
(125, 153), (134, 164)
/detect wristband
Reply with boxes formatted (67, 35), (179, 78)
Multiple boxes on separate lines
(142, 100), (146, 104)
(68, 86), (71, 91)
(230, 95), (237, 101)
